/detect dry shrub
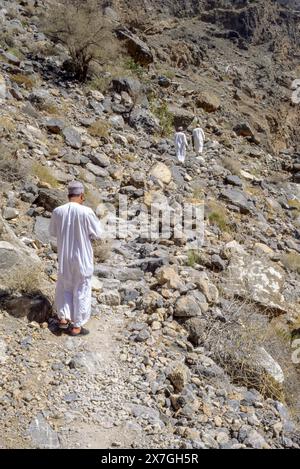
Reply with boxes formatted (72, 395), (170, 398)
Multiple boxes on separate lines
(5, 265), (43, 294)
(88, 75), (111, 94)
(186, 250), (202, 268)
(222, 156), (242, 176)
(84, 186), (102, 211)
(0, 30), (15, 48)
(31, 162), (59, 188)
(88, 119), (110, 138)
(0, 143), (28, 183)
(93, 238), (112, 262)
(203, 299), (285, 400)
(43, 0), (121, 81)
(10, 73), (36, 90)
(207, 200), (230, 232)
(41, 102), (60, 115)
(29, 41), (58, 58)
(0, 117), (16, 132)
(281, 252), (300, 274)
(192, 187), (205, 201)
(288, 199), (300, 219)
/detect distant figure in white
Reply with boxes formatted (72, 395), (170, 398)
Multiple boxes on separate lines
(49, 181), (102, 337)
(193, 125), (205, 156)
(175, 127), (188, 163)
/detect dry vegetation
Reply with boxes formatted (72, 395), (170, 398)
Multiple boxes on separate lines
(88, 119), (110, 138)
(281, 252), (300, 274)
(10, 73), (37, 90)
(93, 238), (112, 263)
(31, 162), (60, 188)
(207, 200), (231, 233)
(186, 249), (202, 268)
(83, 186), (102, 211)
(0, 144), (28, 183)
(5, 265), (43, 295)
(222, 156), (242, 176)
(43, 0), (121, 81)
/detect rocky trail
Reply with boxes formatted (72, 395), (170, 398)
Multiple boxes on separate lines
(0, 303), (150, 449)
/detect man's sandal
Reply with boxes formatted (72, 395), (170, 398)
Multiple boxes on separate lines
(58, 320), (71, 330)
(69, 327), (90, 337)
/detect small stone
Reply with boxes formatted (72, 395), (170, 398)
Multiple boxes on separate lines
(2, 207), (19, 220)
(62, 127), (82, 149)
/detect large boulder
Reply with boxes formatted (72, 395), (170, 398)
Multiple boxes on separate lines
(196, 91), (221, 112)
(220, 188), (256, 214)
(89, 152), (110, 168)
(28, 89), (56, 111)
(28, 413), (60, 449)
(168, 104), (194, 129)
(36, 188), (66, 212)
(223, 254), (288, 313)
(129, 107), (160, 134)
(150, 163), (172, 185)
(174, 295), (202, 318)
(234, 122), (256, 139)
(116, 27), (153, 66)
(255, 347), (284, 384)
(220, 345), (284, 399)
(111, 77), (141, 97)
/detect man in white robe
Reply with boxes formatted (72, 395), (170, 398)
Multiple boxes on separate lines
(193, 126), (205, 156)
(49, 181), (102, 336)
(175, 127), (188, 163)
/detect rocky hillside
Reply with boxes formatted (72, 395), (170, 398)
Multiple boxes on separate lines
(0, 0), (300, 449)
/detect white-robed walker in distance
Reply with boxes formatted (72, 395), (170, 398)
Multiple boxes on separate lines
(49, 181), (102, 336)
(193, 126), (205, 156)
(175, 127), (188, 163)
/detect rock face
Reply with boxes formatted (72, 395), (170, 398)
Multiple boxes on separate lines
(224, 254), (287, 313)
(116, 27), (154, 65)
